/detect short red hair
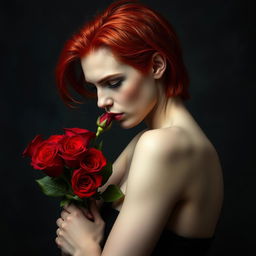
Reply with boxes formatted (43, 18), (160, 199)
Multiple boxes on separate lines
(55, 0), (190, 108)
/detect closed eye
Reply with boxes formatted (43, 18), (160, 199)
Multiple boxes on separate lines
(85, 77), (124, 92)
(105, 78), (124, 89)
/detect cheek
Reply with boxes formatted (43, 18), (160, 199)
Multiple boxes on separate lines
(121, 76), (145, 103)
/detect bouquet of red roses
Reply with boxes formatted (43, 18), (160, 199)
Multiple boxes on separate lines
(22, 113), (124, 208)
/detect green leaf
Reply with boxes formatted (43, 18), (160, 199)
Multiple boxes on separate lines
(72, 195), (84, 202)
(36, 176), (68, 197)
(100, 162), (112, 186)
(100, 184), (124, 202)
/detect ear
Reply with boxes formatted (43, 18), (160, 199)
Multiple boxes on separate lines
(151, 52), (166, 79)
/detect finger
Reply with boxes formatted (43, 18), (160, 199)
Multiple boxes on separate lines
(61, 210), (69, 220)
(64, 203), (78, 213)
(55, 236), (71, 254)
(61, 251), (71, 256)
(56, 218), (64, 227)
(56, 228), (61, 236)
(80, 207), (94, 221)
(55, 236), (61, 248)
(89, 199), (102, 221)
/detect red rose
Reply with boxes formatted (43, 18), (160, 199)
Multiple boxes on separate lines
(80, 148), (107, 173)
(97, 113), (113, 129)
(96, 112), (122, 136)
(47, 135), (64, 143)
(97, 112), (122, 129)
(31, 139), (64, 177)
(64, 128), (95, 145)
(71, 168), (103, 198)
(22, 135), (44, 158)
(59, 128), (95, 168)
(59, 135), (89, 169)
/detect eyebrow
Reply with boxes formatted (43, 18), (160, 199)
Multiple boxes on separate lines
(86, 73), (123, 85)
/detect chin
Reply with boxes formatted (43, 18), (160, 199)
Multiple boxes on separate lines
(119, 116), (144, 129)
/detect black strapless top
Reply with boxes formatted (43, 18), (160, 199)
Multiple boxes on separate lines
(100, 202), (215, 255)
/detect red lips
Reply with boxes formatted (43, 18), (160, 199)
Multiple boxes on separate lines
(112, 113), (123, 120)
(107, 112), (123, 119)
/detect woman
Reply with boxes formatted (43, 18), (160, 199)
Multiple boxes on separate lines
(55, 0), (224, 255)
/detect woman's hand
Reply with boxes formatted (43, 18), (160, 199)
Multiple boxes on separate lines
(55, 199), (105, 255)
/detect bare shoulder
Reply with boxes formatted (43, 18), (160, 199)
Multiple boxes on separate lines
(135, 126), (220, 170)
(135, 126), (194, 158)
(127, 126), (196, 192)
(124, 128), (149, 158)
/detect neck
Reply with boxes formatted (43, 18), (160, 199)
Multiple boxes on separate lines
(144, 95), (188, 130)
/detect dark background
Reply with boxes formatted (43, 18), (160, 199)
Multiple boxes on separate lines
(2, 0), (255, 255)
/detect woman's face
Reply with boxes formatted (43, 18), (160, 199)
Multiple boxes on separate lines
(81, 47), (158, 129)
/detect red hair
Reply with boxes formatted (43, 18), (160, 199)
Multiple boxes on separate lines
(55, 0), (190, 108)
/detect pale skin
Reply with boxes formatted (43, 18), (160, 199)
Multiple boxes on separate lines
(55, 47), (224, 256)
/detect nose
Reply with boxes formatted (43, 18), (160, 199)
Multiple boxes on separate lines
(97, 88), (113, 110)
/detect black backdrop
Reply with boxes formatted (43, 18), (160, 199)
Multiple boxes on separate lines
(2, 0), (255, 255)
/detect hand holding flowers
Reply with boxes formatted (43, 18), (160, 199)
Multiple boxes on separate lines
(23, 113), (124, 255)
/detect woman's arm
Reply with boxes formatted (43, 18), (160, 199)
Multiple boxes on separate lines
(96, 129), (147, 209)
(99, 128), (192, 256)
